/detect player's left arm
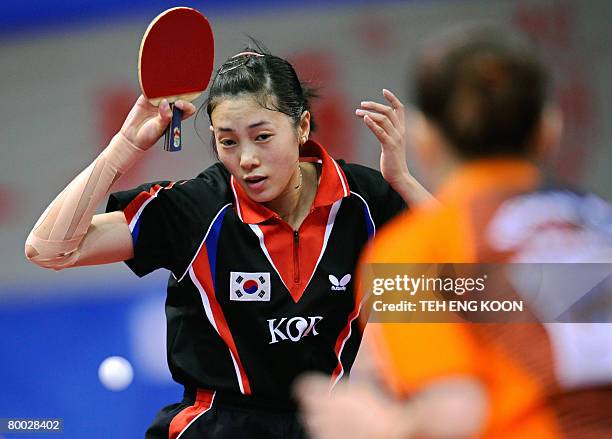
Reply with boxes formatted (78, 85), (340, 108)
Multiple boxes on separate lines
(68, 211), (134, 267)
(356, 89), (435, 206)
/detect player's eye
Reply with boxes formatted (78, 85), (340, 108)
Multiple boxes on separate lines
(219, 138), (237, 147)
(255, 133), (272, 142)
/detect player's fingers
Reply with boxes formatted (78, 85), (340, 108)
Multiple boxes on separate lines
(124, 95), (152, 124)
(363, 115), (392, 145)
(359, 101), (399, 127)
(355, 109), (387, 123)
(356, 109), (396, 137)
(158, 99), (173, 122)
(174, 100), (197, 119)
(135, 94), (152, 108)
(382, 89), (405, 123)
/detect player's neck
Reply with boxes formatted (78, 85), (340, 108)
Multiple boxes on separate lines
(265, 163), (318, 230)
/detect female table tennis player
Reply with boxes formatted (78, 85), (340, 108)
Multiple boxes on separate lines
(25, 44), (432, 438)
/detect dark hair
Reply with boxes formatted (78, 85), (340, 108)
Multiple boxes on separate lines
(198, 40), (317, 155)
(414, 25), (549, 158)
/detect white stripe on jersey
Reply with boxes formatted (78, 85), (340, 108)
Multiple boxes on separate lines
(175, 391), (216, 438)
(176, 204), (231, 283)
(229, 176), (244, 222)
(350, 191), (376, 237)
(128, 185), (166, 232)
(303, 199), (343, 290)
(190, 266), (246, 394)
(248, 223), (290, 293)
(331, 298), (365, 389)
(331, 159), (349, 197)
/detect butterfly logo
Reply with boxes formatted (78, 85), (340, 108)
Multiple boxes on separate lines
(329, 274), (351, 292)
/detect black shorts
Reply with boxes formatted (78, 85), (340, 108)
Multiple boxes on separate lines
(145, 388), (308, 439)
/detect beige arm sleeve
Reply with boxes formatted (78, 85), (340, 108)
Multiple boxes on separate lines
(25, 132), (146, 270)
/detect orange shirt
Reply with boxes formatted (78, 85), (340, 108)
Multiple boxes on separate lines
(363, 158), (564, 438)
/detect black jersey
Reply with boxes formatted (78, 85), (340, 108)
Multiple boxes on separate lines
(106, 140), (405, 404)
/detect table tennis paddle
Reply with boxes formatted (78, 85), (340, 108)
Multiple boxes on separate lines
(138, 7), (214, 152)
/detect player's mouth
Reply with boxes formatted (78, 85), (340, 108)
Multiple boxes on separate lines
(244, 175), (268, 191)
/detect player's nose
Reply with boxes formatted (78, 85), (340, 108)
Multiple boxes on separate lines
(239, 145), (260, 170)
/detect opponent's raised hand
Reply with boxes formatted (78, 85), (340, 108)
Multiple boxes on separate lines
(120, 95), (196, 151)
(356, 89), (409, 187)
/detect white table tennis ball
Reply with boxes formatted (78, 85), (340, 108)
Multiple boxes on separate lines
(98, 356), (134, 391)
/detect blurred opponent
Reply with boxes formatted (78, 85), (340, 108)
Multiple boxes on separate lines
(296, 25), (612, 439)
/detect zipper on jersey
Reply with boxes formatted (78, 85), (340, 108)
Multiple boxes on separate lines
(293, 230), (300, 284)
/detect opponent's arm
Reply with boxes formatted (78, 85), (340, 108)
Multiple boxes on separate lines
(356, 89), (435, 206)
(296, 374), (487, 439)
(25, 96), (195, 270)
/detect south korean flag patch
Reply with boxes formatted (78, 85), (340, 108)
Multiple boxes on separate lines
(230, 272), (271, 301)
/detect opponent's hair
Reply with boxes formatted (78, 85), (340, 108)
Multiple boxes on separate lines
(198, 39), (317, 155)
(414, 25), (549, 158)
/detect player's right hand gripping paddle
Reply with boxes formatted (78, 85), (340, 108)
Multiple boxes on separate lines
(138, 7), (214, 152)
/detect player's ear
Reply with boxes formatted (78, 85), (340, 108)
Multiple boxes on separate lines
(409, 110), (458, 188)
(532, 105), (563, 161)
(410, 111), (443, 166)
(298, 111), (311, 144)
(208, 125), (220, 157)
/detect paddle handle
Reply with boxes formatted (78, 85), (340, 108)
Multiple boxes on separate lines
(164, 104), (183, 152)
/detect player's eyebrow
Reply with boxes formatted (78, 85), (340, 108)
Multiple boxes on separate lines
(216, 121), (272, 132)
(247, 121), (272, 129)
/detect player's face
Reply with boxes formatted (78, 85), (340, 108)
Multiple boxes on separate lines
(211, 95), (305, 205)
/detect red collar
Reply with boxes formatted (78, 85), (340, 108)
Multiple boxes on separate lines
(230, 140), (350, 224)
